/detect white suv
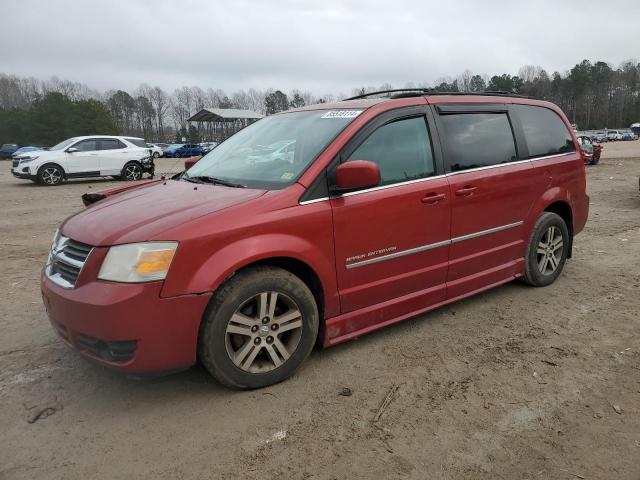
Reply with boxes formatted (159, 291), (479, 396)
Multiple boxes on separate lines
(11, 135), (153, 186)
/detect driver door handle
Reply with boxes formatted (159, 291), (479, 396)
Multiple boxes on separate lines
(421, 192), (446, 204)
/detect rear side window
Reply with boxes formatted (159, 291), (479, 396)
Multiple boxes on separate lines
(99, 139), (126, 150)
(347, 116), (435, 186)
(514, 105), (575, 158)
(440, 113), (517, 172)
(125, 138), (147, 148)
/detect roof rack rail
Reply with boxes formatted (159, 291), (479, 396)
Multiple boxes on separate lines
(343, 89), (530, 101)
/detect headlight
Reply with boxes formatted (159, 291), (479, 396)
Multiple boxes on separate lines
(98, 242), (178, 283)
(19, 155), (38, 163)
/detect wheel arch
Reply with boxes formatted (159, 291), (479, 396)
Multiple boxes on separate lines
(525, 187), (575, 258)
(543, 199), (574, 258)
(36, 162), (67, 184)
(37, 162), (67, 177)
(234, 257), (325, 322)
(163, 233), (339, 320)
(193, 255), (330, 350)
(121, 160), (144, 178)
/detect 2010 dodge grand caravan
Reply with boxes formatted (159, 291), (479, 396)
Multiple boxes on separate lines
(41, 91), (589, 389)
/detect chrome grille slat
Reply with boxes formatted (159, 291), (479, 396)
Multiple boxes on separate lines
(46, 235), (93, 288)
(56, 251), (84, 268)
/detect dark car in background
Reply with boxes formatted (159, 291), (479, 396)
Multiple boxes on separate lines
(163, 143), (206, 158)
(1, 143), (20, 159)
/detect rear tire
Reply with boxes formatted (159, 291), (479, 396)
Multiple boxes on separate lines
(198, 266), (319, 389)
(153, 152), (160, 158)
(522, 212), (569, 287)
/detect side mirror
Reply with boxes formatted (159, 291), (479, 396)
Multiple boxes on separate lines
(332, 160), (381, 193)
(66, 147), (78, 153)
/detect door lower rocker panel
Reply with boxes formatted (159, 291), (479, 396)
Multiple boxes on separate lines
(324, 258), (523, 346)
(67, 171), (101, 178)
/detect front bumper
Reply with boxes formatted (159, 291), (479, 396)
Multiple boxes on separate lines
(41, 270), (211, 374)
(12, 170), (36, 180)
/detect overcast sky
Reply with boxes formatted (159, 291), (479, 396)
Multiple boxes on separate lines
(1, 0), (639, 96)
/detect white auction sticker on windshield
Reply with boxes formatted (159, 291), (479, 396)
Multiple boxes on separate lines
(320, 110), (363, 119)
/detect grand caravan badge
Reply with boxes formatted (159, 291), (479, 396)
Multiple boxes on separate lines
(321, 110), (363, 119)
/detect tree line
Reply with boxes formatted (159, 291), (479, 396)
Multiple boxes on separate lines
(1, 58), (639, 146)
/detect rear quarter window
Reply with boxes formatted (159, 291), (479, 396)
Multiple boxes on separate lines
(125, 138), (147, 148)
(513, 105), (575, 158)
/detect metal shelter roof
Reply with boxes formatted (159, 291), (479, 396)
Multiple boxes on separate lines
(188, 108), (264, 122)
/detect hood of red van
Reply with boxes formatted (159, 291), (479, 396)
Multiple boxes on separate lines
(61, 180), (266, 246)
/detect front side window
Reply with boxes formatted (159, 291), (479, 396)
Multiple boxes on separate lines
(346, 116), (435, 186)
(440, 113), (517, 172)
(513, 105), (575, 158)
(186, 110), (361, 189)
(73, 139), (98, 152)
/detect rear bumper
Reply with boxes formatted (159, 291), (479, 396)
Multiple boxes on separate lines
(41, 271), (211, 374)
(573, 192), (589, 236)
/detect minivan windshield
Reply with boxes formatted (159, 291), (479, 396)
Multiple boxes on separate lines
(184, 110), (362, 189)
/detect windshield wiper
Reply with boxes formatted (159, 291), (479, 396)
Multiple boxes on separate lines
(185, 175), (246, 188)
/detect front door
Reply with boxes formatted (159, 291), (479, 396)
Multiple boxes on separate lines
(435, 107), (534, 298)
(65, 138), (100, 175)
(331, 111), (450, 317)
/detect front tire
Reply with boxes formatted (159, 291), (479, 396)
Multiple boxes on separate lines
(37, 164), (64, 186)
(522, 212), (569, 287)
(121, 162), (143, 181)
(153, 152), (160, 159)
(198, 266), (319, 389)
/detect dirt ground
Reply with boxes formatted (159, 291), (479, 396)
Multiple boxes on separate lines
(1, 143), (639, 480)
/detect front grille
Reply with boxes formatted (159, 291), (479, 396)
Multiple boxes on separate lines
(12, 159), (19, 168)
(47, 235), (93, 288)
(76, 335), (137, 362)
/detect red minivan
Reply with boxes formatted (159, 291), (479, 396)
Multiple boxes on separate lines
(41, 91), (589, 388)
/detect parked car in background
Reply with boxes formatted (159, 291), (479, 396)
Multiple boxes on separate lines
(631, 123), (640, 136)
(248, 139), (296, 164)
(147, 143), (164, 158)
(606, 130), (623, 141)
(199, 142), (218, 153)
(41, 92), (588, 389)
(0, 143), (20, 159)
(591, 131), (608, 142)
(577, 135), (602, 165)
(11, 146), (43, 158)
(163, 143), (206, 158)
(621, 130), (637, 141)
(11, 135), (153, 186)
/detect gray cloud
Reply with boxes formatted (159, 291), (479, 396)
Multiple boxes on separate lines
(1, 0), (639, 95)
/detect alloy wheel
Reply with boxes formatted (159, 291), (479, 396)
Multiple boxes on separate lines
(536, 225), (563, 275)
(124, 164), (142, 181)
(42, 167), (62, 185)
(225, 291), (303, 373)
